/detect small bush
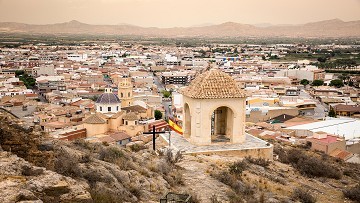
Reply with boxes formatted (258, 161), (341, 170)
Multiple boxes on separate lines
(229, 160), (248, 176)
(129, 144), (147, 152)
(129, 184), (141, 198)
(276, 148), (342, 179)
(73, 139), (92, 150)
(343, 184), (360, 202)
(54, 150), (82, 178)
(292, 188), (316, 203)
(80, 153), (91, 163)
(90, 189), (123, 203)
(245, 157), (271, 168)
(296, 156), (342, 179)
(227, 191), (244, 203)
(211, 170), (254, 197)
(164, 170), (184, 186)
(164, 149), (184, 165)
(99, 147), (124, 163)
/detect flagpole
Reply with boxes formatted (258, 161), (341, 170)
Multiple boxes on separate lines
(169, 129), (171, 147)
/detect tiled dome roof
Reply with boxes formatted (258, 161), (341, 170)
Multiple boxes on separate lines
(96, 93), (121, 104)
(180, 68), (246, 99)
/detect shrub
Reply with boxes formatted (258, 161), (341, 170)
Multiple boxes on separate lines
(164, 149), (184, 165)
(129, 144), (147, 152)
(99, 147), (124, 163)
(229, 160), (248, 176)
(211, 170), (254, 196)
(296, 156), (342, 179)
(80, 153), (91, 163)
(245, 157), (271, 168)
(276, 148), (342, 179)
(227, 191), (244, 203)
(129, 184), (141, 198)
(54, 150), (82, 178)
(343, 184), (360, 202)
(90, 189), (123, 203)
(73, 139), (92, 150)
(292, 188), (316, 203)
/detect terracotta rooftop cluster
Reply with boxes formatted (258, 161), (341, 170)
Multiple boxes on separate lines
(181, 68), (246, 99)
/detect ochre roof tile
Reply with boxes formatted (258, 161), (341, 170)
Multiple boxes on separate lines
(180, 68), (246, 99)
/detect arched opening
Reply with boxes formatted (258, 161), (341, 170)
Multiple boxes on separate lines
(121, 93), (124, 97)
(211, 106), (234, 143)
(184, 103), (191, 138)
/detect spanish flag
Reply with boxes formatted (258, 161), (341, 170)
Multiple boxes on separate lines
(168, 118), (183, 135)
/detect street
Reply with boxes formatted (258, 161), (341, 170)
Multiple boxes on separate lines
(299, 89), (327, 119)
(153, 74), (172, 119)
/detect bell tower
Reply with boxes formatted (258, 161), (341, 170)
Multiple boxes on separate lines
(118, 76), (133, 107)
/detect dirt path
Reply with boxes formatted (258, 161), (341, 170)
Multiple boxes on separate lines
(177, 155), (232, 203)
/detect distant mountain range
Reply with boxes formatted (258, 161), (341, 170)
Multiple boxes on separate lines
(0, 19), (359, 38)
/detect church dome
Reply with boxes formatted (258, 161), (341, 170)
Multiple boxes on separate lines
(96, 86), (121, 104)
(180, 68), (246, 99)
(96, 93), (121, 104)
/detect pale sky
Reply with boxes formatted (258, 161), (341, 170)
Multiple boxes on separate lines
(0, 0), (359, 27)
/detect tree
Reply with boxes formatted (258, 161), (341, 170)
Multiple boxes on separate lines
(300, 79), (310, 86)
(328, 108), (336, 117)
(15, 70), (25, 77)
(311, 80), (324, 86)
(154, 110), (163, 120)
(338, 73), (350, 84)
(161, 90), (171, 98)
(329, 79), (344, 88)
(17, 72), (36, 89)
(317, 57), (327, 63)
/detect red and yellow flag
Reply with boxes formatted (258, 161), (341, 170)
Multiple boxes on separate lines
(168, 118), (183, 135)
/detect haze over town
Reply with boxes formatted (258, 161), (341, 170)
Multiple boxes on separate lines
(0, 0), (360, 27)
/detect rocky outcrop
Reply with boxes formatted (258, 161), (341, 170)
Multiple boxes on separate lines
(0, 151), (92, 203)
(0, 112), (54, 169)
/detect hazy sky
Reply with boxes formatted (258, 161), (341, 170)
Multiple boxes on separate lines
(0, 0), (359, 27)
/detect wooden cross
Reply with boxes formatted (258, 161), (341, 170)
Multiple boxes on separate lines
(143, 125), (166, 151)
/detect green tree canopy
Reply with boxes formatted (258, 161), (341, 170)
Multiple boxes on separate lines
(161, 90), (171, 98)
(328, 108), (336, 117)
(154, 110), (163, 120)
(16, 72), (35, 89)
(300, 79), (310, 86)
(329, 79), (344, 88)
(311, 80), (324, 86)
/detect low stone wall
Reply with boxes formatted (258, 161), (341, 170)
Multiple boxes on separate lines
(185, 146), (273, 160)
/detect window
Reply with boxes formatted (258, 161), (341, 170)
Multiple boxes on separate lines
(100, 106), (102, 111)
(128, 92), (130, 97)
(116, 106), (119, 111)
(108, 107), (111, 111)
(125, 121), (128, 125)
(121, 93), (123, 97)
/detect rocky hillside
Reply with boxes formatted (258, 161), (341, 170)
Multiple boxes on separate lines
(0, 19), (359, 38)
(0, 110), (186, 203)
(1, 109), (360, 203)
